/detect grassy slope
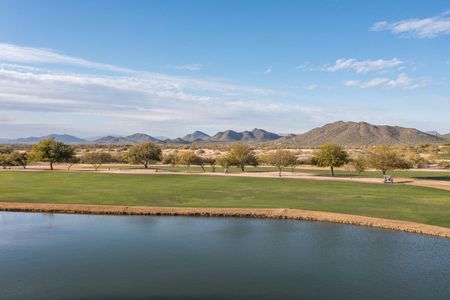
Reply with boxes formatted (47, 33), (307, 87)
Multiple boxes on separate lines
(1, 171), (449, 227)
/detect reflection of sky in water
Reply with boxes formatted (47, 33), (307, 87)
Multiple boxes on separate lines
(1, 212), (449, 300)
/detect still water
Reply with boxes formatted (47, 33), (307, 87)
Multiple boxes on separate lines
(0, 212), (449, 299)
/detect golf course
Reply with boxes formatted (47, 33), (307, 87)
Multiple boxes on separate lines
(1, 171), (449, 228)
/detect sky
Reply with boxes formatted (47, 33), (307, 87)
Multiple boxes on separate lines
(0, 0), (449, 138)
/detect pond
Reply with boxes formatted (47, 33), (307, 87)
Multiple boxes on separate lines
(1, 212), (449, 299)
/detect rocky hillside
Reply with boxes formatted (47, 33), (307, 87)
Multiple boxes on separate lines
(275, 121), (447, 147)
(208, 128), (281, 143)
(93, 134), (163, 145)
(182, 131), (211, 142)
(125, 133), (162, 144)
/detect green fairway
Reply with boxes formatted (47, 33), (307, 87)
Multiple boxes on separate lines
(1, 171), (449, 227)
(88, 164), (450, 181)
(295, 168), (450, 181)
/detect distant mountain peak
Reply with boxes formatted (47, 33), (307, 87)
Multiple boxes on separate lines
(182, 131), (210, 142)
(208, 128), (281, 143)
(13, 134), (87, 144)
(277, 121), (446, 147)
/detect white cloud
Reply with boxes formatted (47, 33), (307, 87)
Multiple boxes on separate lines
(175, 64), (202, 71)
(306, 84), (318, 91)
(0, 44), (329, 136)
(264, 66), (272, 74)
(295, 62), (321, 71)
(343, 74), (429, 89)
(326, 58), (404, 73)
(370, 11), (450, 38)
(0, 43), (132, 72)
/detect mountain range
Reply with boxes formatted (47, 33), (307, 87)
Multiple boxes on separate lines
(1, 122), (449, 146)
(208, 128), (281, 143)
(182, 131), (211, 142)
(274, 121), (448, 147)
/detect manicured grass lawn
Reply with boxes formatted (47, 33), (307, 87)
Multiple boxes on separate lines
(91, 164), (450, 181)
(295, 168), (450, 181)
(1, 171), (449, 227)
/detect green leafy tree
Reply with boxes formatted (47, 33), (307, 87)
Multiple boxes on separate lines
(261, 149), (297, 176)
(226, 143), (258, 172)
(127, 142), (162, 168)
(176, 151), (201, 170)
(162, 153), (177, 166)
(344, 157), (366, 177)
(29, 138), (75, 170)
(217, 155), (232, 174)
(367, 147), (412, 176)
(0, 153), (11, 169)
(81, 152), (114, 171)
(312, 144), (349, 176)
(8, 151), (28, 169)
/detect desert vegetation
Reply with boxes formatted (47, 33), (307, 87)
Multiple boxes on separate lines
(1, 139), (449, 180)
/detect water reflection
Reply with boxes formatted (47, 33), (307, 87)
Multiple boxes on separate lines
(0, 212), (449, 300)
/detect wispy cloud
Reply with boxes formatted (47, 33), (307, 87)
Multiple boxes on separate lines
(0, 43), (132, 73)
(0, 43), (330, 136)
(343, 74), (429, 89)
(326, 58), (404, 73)
(296, 62), (321, 71)
(175, 64), (202, 71)
(370, 10), (450, 38)
(306, 84), (318, 91)
(264, 66), (272, 74)
(298, 58), (404, 73)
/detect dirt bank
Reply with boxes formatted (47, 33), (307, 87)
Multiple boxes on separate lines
(1, 202), (448, 238)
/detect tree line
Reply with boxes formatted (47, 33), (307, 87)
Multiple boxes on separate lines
(2, 138), (448, 177)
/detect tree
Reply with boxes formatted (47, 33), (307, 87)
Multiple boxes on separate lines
(29, 138), (75, 170)
(203, 157), (217, 172)
(0, 146), (11, 169)
(8, 151), (28, 169)
(367, 147), (411, 176)
(176, 151), (200, 170)
(217, 155), (232, 174)
(344, 157), (366, 177)
(64, 156), (80, 171)
(312, 144), (349, 176)
(261, 149), (297, 176)
(162, 153), (177, 166)
(81, 152), (114, 171)
(127, 142), (162, 168)
(405, 152), (427, 168)
(0, 153), (11, 169)
(226, 143), (258, 172)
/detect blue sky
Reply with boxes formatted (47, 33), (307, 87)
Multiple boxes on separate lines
(0, 0), (449, 138)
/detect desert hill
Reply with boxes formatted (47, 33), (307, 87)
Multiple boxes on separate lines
(275, 121), (446, 147)
(209, 128), (281, 143)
